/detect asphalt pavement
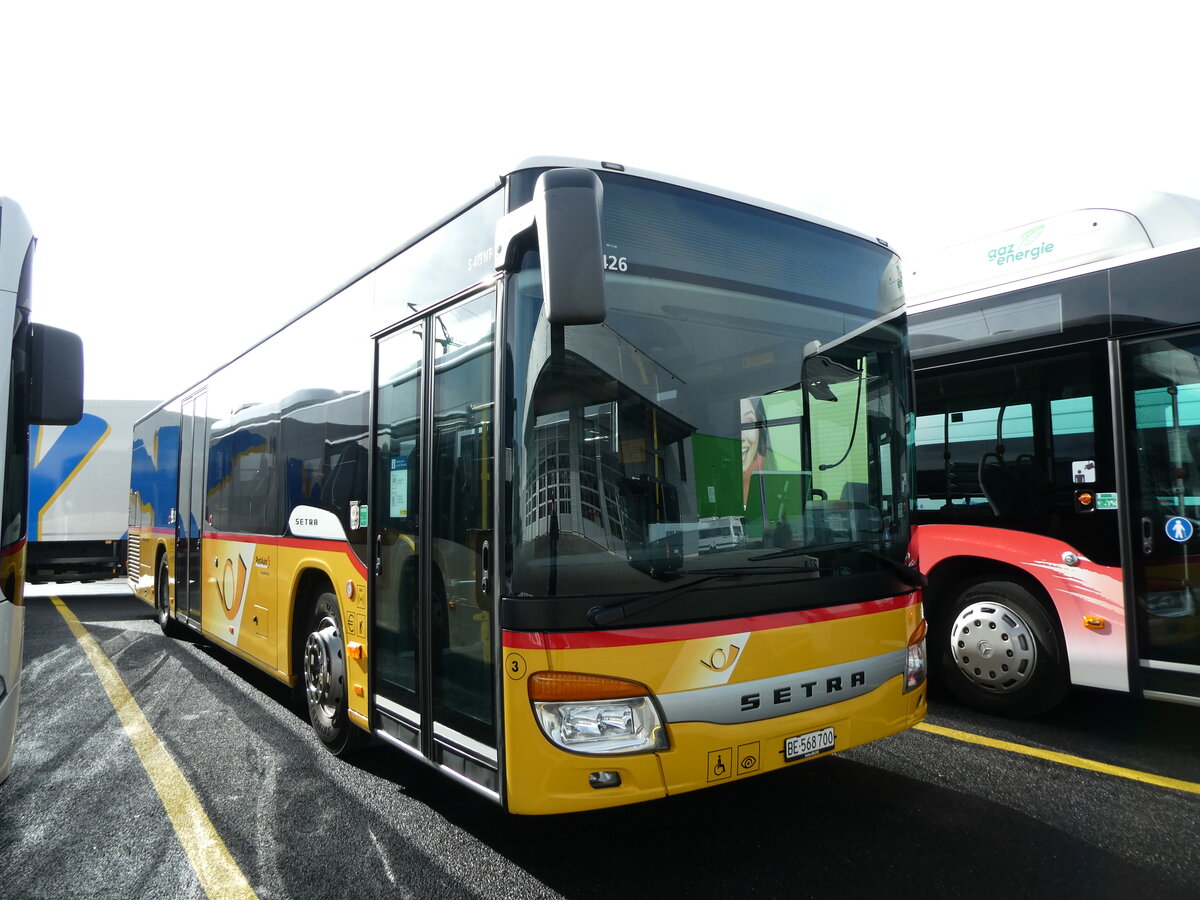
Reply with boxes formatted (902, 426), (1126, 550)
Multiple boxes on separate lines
(3, 585), (1198, 899)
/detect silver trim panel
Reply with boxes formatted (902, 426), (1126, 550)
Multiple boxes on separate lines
(657, 648), (907, 725)
(1141, 659), (1200, 676)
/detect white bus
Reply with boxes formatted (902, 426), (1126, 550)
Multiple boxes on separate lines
(909, 192), (1200, 715)
(0, 197), (84, 783)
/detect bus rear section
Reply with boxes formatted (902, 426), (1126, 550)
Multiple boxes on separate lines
(128, 159), (926, 813)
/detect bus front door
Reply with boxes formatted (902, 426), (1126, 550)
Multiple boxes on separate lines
(1124, 335), (1200, 703)
(372, 291), (498, 789)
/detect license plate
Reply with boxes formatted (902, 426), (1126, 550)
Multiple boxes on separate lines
(784, 726), (836, 761)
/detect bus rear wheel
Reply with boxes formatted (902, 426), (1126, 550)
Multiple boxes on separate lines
(155, 554), (186, 638)
(303, 591), (360, 756)
(938, 579), (1069, 717)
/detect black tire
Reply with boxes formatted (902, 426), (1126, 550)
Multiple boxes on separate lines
(302, 591), (360, 756)
(937, 578), (1070, 717)
(155, 554), (186, 638)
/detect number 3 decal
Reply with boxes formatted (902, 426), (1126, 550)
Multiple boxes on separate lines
(505, 652), (528, 680)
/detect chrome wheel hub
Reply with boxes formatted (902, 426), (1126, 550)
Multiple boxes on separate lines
(304, 617), (344, 713)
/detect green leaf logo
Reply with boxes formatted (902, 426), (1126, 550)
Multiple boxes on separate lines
(1017, 225), (1044, 249)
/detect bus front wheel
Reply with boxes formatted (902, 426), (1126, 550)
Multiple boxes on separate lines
(303, 591), (360, 756)
(938, 579), (1069, 717)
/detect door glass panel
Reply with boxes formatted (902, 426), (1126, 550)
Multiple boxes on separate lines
(1126, 336), (1200, 667)
(430, 293), (495, 744)
(188, 393), (207, 620)
(175, 400), (193, 617)
(175, 393), (207, 621)
(374, 326), (423, 710)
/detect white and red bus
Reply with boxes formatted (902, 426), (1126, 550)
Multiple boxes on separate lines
(0, 197), (84, 782)
(909, 192), (1200, 715)
(129, 159), (927, 813)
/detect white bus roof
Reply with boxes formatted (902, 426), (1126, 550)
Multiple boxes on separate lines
(905, 191), (1200, 310)
(510, 157), (890, 248)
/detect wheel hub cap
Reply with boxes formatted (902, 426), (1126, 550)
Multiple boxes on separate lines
(950, 601), (1037, 693)
(304, 617), (344, 711)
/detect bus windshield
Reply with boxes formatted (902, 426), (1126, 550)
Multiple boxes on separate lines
(507, 174), (911, 617)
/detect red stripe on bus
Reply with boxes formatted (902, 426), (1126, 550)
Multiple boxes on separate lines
(1, 538), (26, 560)
(503, 593), (920, 650)
(132, 527), (176, 538)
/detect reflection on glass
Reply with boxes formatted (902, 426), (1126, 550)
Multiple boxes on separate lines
(430, 294), (495, 742)
(374, 326), (423, 709)
(741, 396), (770, 504)
(1128, 338), (1200, 667)
(506, 175), (912, 613)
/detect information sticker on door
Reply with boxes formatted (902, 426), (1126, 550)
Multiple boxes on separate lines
(1072, 460), (1097, 483)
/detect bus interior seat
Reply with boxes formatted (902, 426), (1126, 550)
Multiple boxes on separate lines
(979, 451), (1039, 518)
(979, 451), (1014, 516)
(840, 481), (870, 504)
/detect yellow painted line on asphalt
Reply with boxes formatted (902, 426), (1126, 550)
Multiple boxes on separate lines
(916, 721), (1200, 795)
(51, 597), (258, 900)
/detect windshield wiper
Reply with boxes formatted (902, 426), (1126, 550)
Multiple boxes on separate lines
(586, 572), (752, 627)
(750, 543), (927, 590)
(586, 566), (826, 627)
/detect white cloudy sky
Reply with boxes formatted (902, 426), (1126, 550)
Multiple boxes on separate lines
(5, 1), (1199, 400)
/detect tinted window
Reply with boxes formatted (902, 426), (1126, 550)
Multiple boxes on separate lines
(372, 190), (504, 330)
(208, 398), (280, 535)
(1111, 245), (1200, 334)
(131, 408), (180, 531)
(202, 278), (373, 559)
(914, 349), (1118, 565)
(912, 271), (1110, 363)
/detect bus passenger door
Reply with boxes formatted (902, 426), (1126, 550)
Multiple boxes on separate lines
(175, 392), (207, 624)
(372, 290), (498, 779)
(428, 293), (496, 761)
(373, 323), (423, 741)
(1124, 335), (1200, 702)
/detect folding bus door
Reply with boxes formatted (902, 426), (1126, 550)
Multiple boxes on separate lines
(174, 391), (207, 624)
(1123, 333), (1200, 703)
(372, 290), (498, 789)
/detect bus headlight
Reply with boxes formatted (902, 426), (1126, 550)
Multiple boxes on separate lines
(529, 671), (668, 755)
(904, 619), (928, 693)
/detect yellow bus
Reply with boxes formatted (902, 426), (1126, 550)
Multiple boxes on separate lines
(128, 159), (926, 813)
(0, 196), (84, 783)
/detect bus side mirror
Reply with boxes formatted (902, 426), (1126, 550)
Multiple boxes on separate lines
(495, 167), (607, 325)
(29, 323), (84, 426)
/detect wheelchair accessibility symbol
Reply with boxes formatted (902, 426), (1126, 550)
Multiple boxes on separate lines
(707, 748), (732, 782)
(1166, 516), (1194, 543)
